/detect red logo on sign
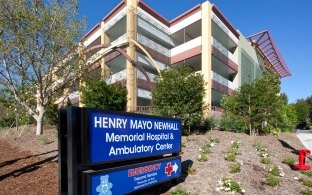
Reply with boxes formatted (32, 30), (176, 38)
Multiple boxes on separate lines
(165, 162), (173, 176)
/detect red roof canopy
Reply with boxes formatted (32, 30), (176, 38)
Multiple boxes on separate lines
(246, 30), (291, 78)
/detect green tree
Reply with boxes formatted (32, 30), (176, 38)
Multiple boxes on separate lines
(0, 89), (15, 127)
(294, 99), (310, 129)
(0, 0), (86, 135)
(151, 64), (206, 134)
(280, 92), (288, 104)
(81, 80), (127, 111)
(219, 113), (246, 133)
(306, 95), (312, 128)
(284, 104), (298, 130)
(221, 71), (283, 135)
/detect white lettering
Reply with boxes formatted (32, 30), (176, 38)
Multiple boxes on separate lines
(94, 116), (102, 128)
(94, 116), (127, 129)
(155, 143), (173, 150)
(106, 133), (145, 142)
(154, 122), (178, 130)
(130, 120), (153, 129)
(108, 145), (154, 156)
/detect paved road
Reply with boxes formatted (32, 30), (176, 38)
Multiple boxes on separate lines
(296, 130), (312, 151)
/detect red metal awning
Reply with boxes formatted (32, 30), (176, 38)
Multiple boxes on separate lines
(246, 30), (291, 78)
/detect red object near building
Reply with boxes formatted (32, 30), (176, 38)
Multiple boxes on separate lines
(294, 149), (311, 170)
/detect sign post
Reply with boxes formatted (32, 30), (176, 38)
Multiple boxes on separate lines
(58, 107), (181, 195)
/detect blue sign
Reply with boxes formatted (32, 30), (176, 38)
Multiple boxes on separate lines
(85, 157), (181, 195)
(88, 111), (181, 164)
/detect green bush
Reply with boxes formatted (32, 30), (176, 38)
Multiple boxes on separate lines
(81, 80), (127, 111)
(0, 115), (15, 128)
(207, 137), (220, 144)
(260, 157), (272, 164)
(219, 114), (246, 133)
(282, 157), (295, 166)
(301, 190), (312, 195)
(152, 64), (205, 135)
(228, 180), (242, 192)
(225, 153), (236, 162)
(198, 152), (208, 162)
(171, 187), (189, 195)
(184, 165), (196, 175)
(265, 175), (280, 187)
(299, 178), (312, 187)
(0, 108), (35, 128)
(300, 170), (312, 177)
(203, 116), (218, 130)
(230, 162), (241, 173)
(219, 177), (243, 193)
(268, 166), (280, 176)
(44, 100), (58, 125)
(39, 135), (49, 145)
(254, 143), (267, 152)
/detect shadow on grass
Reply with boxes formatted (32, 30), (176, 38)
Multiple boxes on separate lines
(0, 149), (58, 169)
(0, 155), (57, 180)
(134, 159), (194, 195)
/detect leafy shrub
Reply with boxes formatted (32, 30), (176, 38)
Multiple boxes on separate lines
(171, 187), (189, 195)
(263, 125), (281, 136)
(225, 153), (236, 162)
(219, 114), (246, 133)
(81, 80), (127, 111)
(260, 157), (271, 164)
(301, 190), (312, 195)
(265, 175), (280, 187)
(300, 170), (312, 177)
(299, 178), (312, 187)
(44, 100), (58, 125)
(198, 152), (208, 162)
(207, 137), (220, 144)
(230, 162), (241, 173)
(202, 145), (211, 154)
(282, 157), (295, 166)
(185, 165), (196, 175)
(268, 165), (284, 177)
(152, 64), (205, 135)
(254, 143), (267, 152)
(231, 141), (240, 149)
(203, 116), (218, 130)
(39, 135), (49, 145)
(269, 166), (280, 176)
(0, 115), (15, 128)
(216, 177), (244, 193)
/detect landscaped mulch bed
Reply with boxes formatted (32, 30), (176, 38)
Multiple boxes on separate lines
(1, 126), (311, 195)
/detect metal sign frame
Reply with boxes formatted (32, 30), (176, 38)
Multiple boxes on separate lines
(58, 107), (181, 195)
(83, 108), (181, 165)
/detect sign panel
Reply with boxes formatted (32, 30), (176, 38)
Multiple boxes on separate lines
(85, 157), (181, 195)
(88, 111), (181, 163)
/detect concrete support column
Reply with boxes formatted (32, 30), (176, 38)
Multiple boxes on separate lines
(100, 21), (110, 78)
(126, 0), (138, 112)
(201, 2), (213, 117)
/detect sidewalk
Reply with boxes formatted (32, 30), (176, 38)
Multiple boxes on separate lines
(296, 130), (312, 151)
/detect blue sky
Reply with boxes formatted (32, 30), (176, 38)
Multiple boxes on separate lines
(78, 0), (312, 103)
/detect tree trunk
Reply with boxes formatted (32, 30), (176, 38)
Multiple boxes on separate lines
(248, 94), (252, 136)
(15, 110), (19, 131)
(35, 105), (45, 135)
